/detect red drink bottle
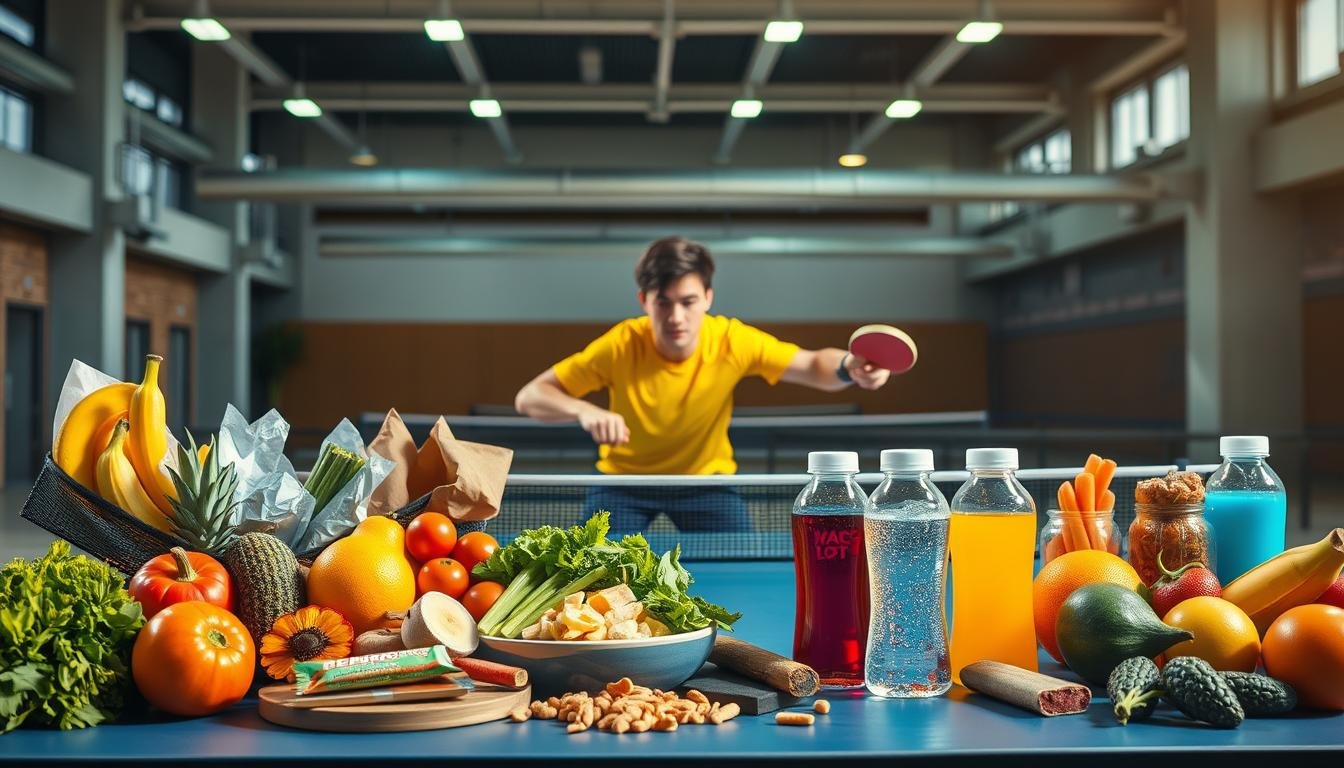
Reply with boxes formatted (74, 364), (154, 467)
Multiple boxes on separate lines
(792, 451), (870, 688)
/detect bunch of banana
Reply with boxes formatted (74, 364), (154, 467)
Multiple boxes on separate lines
(54, 354), (178, 528)
(1223, 527), (1344, 635)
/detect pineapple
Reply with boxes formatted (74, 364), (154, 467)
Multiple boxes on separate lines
(165, 431), (241, 555)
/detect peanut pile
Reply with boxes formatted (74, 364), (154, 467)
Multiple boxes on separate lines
(508, 677), (740, 734)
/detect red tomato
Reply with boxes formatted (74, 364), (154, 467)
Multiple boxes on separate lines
(1318, 575), (1344, 610)
(405, 512), (458, 563)
(461, 581), (505, 622)
(128, 547), (234, 619)
(452, 532), (499, 578)
(132, 601), (254, 717)
(418, 558), (469, 599)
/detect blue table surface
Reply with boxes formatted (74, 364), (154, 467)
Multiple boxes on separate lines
(3, 561), (1342, 763)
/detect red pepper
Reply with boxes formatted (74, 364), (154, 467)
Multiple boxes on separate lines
(129, 546), (234, 619)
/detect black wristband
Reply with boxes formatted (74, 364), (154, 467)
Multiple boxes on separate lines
(836, 354), (853, 384)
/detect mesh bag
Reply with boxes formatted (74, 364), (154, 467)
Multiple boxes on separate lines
(22, 453), (488, 574)
(20, 454), (181, 575)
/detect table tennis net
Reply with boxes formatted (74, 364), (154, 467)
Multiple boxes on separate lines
(485, 466), (1216, 561)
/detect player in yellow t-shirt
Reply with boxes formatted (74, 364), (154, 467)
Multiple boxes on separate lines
(514, 236), (892, 532)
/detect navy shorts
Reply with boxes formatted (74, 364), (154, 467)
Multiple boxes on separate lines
(584, 484), (752, 535)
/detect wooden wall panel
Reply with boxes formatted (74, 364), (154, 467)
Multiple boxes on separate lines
(0, 221), (49, 486)
(277, 320), (989, 431)
(994, 318), (1187, 427)
(1305, 293), (1344, 471)
(124, 256), (198, 422)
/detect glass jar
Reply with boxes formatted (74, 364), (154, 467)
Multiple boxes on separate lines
(1039, 509), (1122, 565)
(1126, 502), (1215, 587)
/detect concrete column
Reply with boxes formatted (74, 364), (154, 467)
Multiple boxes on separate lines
(43, 0), (126, 385)
(1184, 0), (1303, 456)
(191, 42), (251, 420)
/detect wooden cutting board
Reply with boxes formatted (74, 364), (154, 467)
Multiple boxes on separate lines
(258, 679), (531, 733)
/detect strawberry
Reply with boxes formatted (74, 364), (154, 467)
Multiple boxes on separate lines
(1317, 575), (1344, 610)
(1148, 553), (1223, 618)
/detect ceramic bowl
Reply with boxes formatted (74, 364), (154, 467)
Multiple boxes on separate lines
(474, 626), (716, 696)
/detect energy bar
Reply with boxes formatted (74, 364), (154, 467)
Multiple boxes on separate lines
(293, 644), (458, 695)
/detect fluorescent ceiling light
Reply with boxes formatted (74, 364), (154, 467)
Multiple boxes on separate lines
(282, 98), (322, 118)
(763, 20), (803, 43)
(885, 99), (922, 119)
(424, 19), (464, 42)
(838, 153), (868, 168)
(956, 20), (1003, 43)
(469, 98), (502, 118)
(180, 18), (230, 41)
(730, 99), (763, 119)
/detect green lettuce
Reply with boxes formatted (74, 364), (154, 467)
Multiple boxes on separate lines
(0, 541), (144, 732)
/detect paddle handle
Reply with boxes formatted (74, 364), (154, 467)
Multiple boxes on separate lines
(708, 635), (820, 698)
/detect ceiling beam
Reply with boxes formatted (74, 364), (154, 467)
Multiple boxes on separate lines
(434, 3), (522, 163)
(318, 236), (1015, 259)
(197, 168), (1182, 208)
(847, 34), (977, 157)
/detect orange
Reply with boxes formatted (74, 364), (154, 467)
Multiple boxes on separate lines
(1032, 550), (1142, 662)
(1263, 604), (1344, 710)
(1161, 596), (1260, 672)
(308, 516), (417, 634)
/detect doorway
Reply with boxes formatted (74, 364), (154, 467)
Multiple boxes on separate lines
(4, 304), (44, 483)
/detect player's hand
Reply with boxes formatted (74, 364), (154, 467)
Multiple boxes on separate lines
(579, 409), (631, 446)
(846, 353), (890, 391)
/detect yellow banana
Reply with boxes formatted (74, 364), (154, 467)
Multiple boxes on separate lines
(96, 420), (172, 533)
(1223, 527), (1344, 635)
(53, 382), (135, 491)
(127, 354), (177, 513)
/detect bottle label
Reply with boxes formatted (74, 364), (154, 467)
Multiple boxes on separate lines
(812, 528), (862, 561)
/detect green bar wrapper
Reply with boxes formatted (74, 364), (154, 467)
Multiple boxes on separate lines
(293, 644), (459, 696)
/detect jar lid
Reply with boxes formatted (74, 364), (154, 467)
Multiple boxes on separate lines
(880, 449), (933, 473)
(965, 447), (1018, 470)
(1220, 435), (1269, 457)
(808, 451), (859, 473)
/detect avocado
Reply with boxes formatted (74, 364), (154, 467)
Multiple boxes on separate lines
(1220, 671), (1297, 716)
(1107, 656), (1163, 725)
(1162, 657), (1245, 728)
(1056, 583), (1193, 686)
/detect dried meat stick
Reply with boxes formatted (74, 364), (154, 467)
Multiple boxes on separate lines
(452, 656), (528, 689)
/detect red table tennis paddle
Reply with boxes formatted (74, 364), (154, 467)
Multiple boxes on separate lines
(848, 324), (918, 374)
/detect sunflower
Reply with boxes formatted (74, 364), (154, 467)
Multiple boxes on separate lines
(260, 605), (355, 681)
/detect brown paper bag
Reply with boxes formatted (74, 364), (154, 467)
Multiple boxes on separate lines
(367, 409), (513, 522)
(365, 408), (419, 517)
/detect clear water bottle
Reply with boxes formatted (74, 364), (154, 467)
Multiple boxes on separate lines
(792, 451), (870, 689)
(1204, 436), (1287, 584)
(948, 448), (1038, 684)
(865, 449), (951, 698)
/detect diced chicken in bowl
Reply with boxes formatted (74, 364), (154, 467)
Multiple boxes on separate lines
(522, 584), (672, 641)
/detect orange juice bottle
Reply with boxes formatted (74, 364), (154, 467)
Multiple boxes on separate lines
(948, 448), (1038, 684)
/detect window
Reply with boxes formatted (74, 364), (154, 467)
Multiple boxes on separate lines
(168, 326), (191, 431)
(156, 157), (181, 210)
(156, 95), (182, 128)
(122, 78), (156, 111)
(0, 87), (32, 152)
(126, 321), (151, 382)
(1152, 64), (1190, 149)
(1297, 0), (1342, 87)
(1109, 62), (1187, 169)
(1014, 128), (1071, 175)
(121, 144), (155, 197)
(0, 5), (34, 47)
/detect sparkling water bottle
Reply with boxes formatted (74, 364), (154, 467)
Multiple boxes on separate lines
(865, 449), (951, 698)
(792, 451), (870, 689)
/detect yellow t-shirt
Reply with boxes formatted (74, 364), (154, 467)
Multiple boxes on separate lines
(553, 315), (800, 475)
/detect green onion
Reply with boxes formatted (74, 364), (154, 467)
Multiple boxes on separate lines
(304, 444), (366, 515)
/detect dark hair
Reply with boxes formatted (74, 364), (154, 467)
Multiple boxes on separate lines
(634, 236), (715, 295)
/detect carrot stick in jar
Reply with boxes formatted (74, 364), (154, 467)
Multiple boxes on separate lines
(1074, 474), (1103, 550)
(1094, 460), (1117, 509)
(1057, 482), (1083, 552)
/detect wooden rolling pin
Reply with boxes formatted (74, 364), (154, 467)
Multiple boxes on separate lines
(708, 636), (820, 697)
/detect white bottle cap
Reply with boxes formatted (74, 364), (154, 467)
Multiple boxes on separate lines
(808, 451), (859, 474)
(965, 447), (1019, 470)
(1220, 435), (1269, 457)
(880, 449), (934, 473)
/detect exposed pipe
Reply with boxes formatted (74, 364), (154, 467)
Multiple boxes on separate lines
(847, 33), (977, 156)
(249, 95), (1058, 115)
(651, 0), (676, 122)
(434, 2), (522, 163)
(196, 168), (1178, 208)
